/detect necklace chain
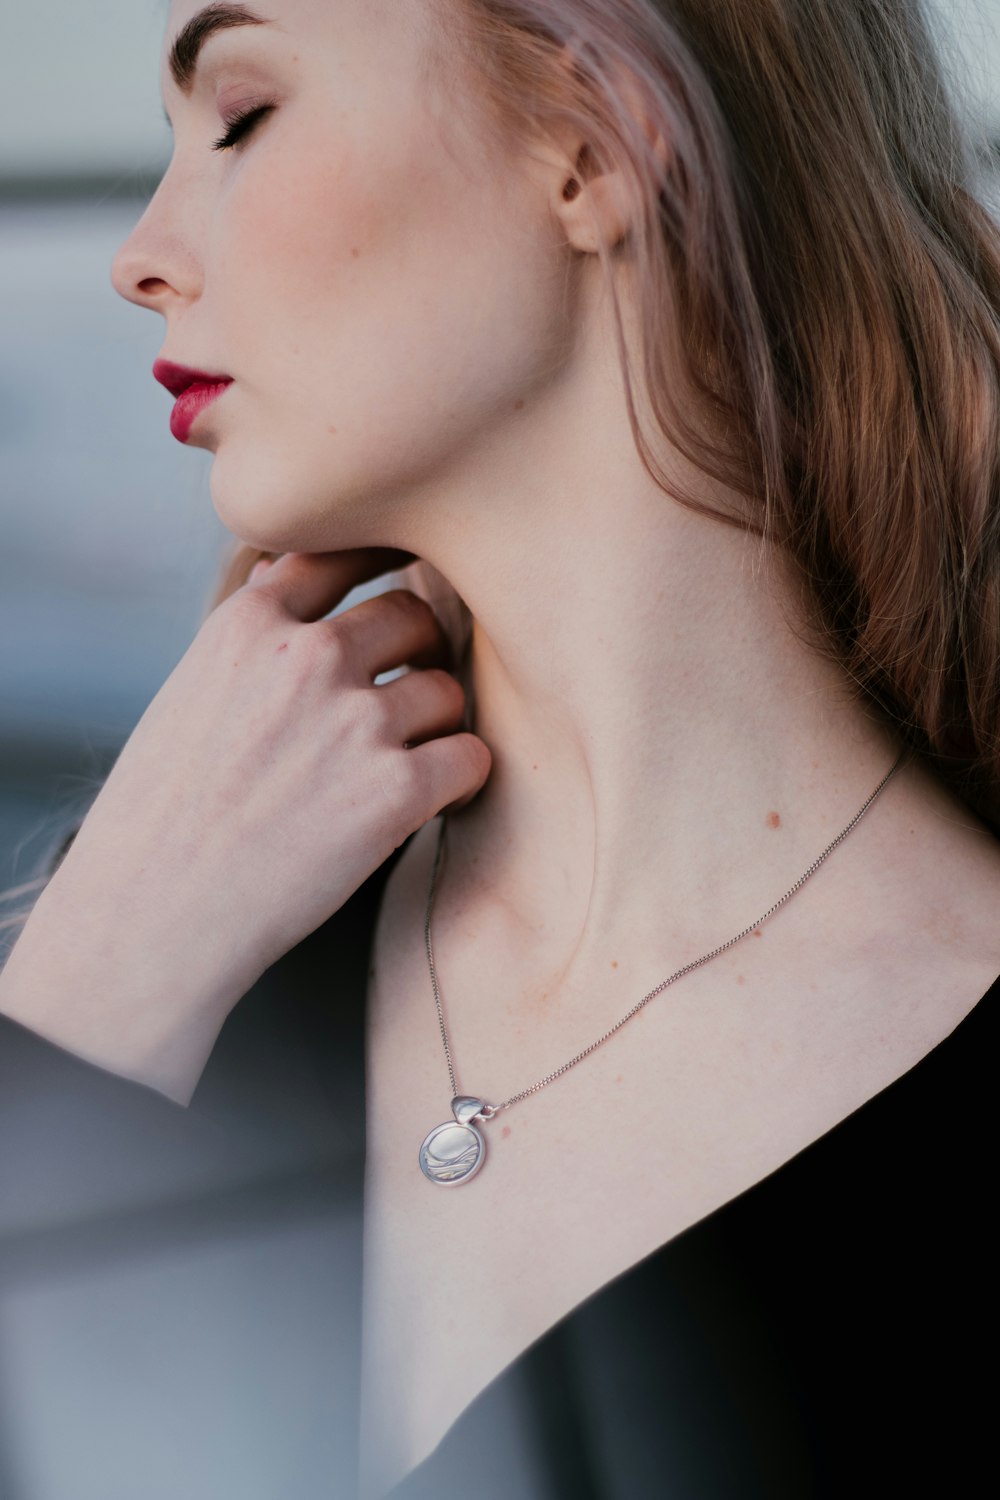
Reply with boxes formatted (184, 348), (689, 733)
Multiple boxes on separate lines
(423, 747), (910, 1118)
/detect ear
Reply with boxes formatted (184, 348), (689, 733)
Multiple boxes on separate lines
(548, 53), (672, 254)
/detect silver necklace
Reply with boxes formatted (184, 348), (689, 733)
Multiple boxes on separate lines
(417, 747), (909, 1186)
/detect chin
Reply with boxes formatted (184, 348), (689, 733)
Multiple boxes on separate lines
(208, 451), (391, 557)
(206, 453), (313, 553)
(207, 479), (277, 553)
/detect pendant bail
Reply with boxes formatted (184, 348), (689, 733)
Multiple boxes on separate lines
(452, 1095), (488, 1125)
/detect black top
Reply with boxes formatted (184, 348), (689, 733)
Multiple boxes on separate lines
(0, 837), (994, 1499)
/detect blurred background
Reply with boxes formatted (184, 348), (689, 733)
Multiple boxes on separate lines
(0, 2), (998, 1497)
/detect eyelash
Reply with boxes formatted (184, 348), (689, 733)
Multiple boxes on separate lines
(210, 104), (276, 152)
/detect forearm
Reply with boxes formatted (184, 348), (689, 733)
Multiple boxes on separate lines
(0, 859), (252, 1107)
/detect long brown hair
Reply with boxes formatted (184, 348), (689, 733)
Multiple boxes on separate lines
(4, 0), (999, 942)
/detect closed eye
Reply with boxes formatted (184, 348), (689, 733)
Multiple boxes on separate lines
(211, 103), (276, 152)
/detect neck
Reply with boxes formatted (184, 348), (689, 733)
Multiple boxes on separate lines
(383, 307), (906, 1000)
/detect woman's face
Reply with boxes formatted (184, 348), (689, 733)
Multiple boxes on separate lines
(111, 0), (573, 553)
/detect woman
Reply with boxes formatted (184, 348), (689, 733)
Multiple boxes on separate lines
(1, 0), (998, 1495)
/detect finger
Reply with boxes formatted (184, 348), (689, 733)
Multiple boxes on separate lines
(331, 589), (453, 678)
(258, 548), (418, 623)
(404, 732), (493, 820)
(378, 668), (467, 746)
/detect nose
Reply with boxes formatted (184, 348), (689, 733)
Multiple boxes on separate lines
(109, 181), (202, 314)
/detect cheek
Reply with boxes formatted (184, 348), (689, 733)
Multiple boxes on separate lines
(217, 140), (382, 336)
(249, 150), (555, 414)
(204, 113), (569, 547)
(214, 124), (452, 432)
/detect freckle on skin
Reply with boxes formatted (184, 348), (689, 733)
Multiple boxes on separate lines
(327, 425), (337, 435)
(736, 973), (745, 984)
(752, 928), (763, 938)
(766, 810), (781, 828)
(615, 1074), (623, 1083)
(501, 1125), (511, 1138)
(610, 959), (618, 968)
(514, 398), (524, 410)
(351, 247), (360, 258)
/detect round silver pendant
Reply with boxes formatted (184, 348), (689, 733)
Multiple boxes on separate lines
(418, 1096), (489, 1185)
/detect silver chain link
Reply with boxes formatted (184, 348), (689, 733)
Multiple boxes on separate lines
(423, 746), (910, 1118)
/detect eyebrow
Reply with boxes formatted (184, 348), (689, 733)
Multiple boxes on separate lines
(166, 3), (274, 97)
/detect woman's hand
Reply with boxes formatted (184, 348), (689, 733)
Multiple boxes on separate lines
(0, 549), (491, 1102)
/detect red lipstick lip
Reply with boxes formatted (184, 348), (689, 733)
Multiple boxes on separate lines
(152, 358), (233, 397)
(152, 358), (234, 444)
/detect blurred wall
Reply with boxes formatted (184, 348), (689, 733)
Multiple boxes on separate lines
(0, 0), (172, 185)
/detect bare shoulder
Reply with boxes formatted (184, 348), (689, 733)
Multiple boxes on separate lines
(858, 754), (1000, 1017)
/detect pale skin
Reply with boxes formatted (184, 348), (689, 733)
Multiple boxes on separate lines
(3, 0), (1000, 1490)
